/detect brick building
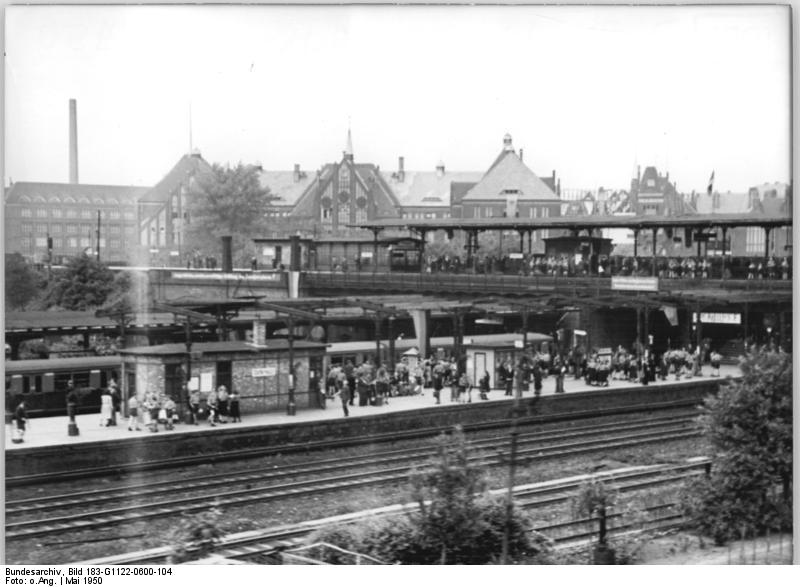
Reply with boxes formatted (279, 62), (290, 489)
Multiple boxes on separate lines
(3, 181), (147, 265)
(120, 340), (327, 416)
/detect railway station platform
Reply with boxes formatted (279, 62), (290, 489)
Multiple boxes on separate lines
(5, 365), (739, 454)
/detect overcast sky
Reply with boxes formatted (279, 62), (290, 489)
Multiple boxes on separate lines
(5, 4), (791, 194)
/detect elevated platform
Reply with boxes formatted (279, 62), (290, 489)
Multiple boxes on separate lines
(4, 366), (740, 479)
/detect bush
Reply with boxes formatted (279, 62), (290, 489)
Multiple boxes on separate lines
(680, 347), (792, 544)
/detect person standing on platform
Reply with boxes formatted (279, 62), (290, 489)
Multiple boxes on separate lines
(532, 362), (543, 397)
(339, 380), (351, 417)
(432, 364), (444, 405)
(206, 389), (218, 426)
(217, 385), (229, 423)
(229, 389), (241, 422)
(127, 395), (141, 431)
(503, 361), (514, 397)
(12, 400), (26, 443)
(344, 360), (356, 406)
(189, 389), (200, 425)
(479, 371), (490, 400)
(99, 388), (113, 427)
(66, 379), (79, 422)
(109, 380), (120, 426)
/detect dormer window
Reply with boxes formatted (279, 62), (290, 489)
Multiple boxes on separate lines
(646, 179), (656, 188)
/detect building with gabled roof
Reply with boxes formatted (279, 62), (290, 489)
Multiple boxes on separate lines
(456, 134), (562, 223)
(261, 133), (404, 237)
(4, 181), (148, 264)
(137, 150), (214, 255)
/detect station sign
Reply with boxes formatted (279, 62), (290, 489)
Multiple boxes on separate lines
(509, 253), (524, 259)
(611, 276), (659, 292)
(697, 312), (741, 325)
(252, 366), (277, 378)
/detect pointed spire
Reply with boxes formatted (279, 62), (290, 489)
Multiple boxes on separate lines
(344, 123), (354, 161)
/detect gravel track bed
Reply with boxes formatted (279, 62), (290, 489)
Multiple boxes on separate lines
(5, 431), (707, 565)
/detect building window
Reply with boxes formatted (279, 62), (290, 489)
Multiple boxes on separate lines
(67, 237), (78, 248)
(108, 225), (121, 234)
(80, 210), (93, 219)
(746, 227), (765, 255)
(20, 208), (32, 218)
(51, 224), (62, 233)
(66, 224), (78, 233)
(35, 237), (47, 247)
(51, 209), (63, 218)
(21, 222), (33, 233)
(35, 224), (48, 234)
(20, 237), (31, 248)
(80, 237), (91, 247)
(66, 209), (77, 218)
(53, 237), (63, 248)
(124, 211), (135, 220)
(110, 239), (120, 249)
(35, 208), (47, 218)
(338, 165), (351, 193)
(109, 210), (121, 220)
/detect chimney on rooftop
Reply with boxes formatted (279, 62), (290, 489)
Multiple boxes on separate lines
(293, 164), (301, 182)
(398, 156), (405, 183)
(519, 148), (523, 162)
(69, 99), (78, 184)
(436, 160), (445, 178)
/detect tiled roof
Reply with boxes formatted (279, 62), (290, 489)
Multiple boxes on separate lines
(4, 182), (148, 206)
(463, 150), (559, 202)
(138, 153), (214, 204)
(259, 170), (317, 207)
(383, 170), (483, 207)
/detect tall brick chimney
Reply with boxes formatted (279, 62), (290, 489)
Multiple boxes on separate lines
(69, 99), (78, 184)
(398, 156), (405, 183)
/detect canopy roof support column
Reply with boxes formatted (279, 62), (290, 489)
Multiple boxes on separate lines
(652, 228), (658, 277)
(633, 229), (639, 258)
(721, 227), (728, 279)
(764, 227), (772, 260)
(418, 229), (427, 273)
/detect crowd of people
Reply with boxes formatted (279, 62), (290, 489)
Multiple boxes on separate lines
(325, 251), (791, 281)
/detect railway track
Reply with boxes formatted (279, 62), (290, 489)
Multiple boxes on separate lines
(76, 460), (707, 565)
(6, 398), (702, 487)
(6, 412), (701, 541)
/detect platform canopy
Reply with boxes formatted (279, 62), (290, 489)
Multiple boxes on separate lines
(351, 212), (792, 233)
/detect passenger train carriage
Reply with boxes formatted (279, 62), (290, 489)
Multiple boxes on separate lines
(5, 356), (119, 417)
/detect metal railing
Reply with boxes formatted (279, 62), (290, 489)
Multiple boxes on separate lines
(302, 270), (792, 296)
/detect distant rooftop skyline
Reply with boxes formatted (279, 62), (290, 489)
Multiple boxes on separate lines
(5, 5), (791, 194)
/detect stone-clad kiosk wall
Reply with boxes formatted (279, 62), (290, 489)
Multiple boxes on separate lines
(119, 340), (326, 416)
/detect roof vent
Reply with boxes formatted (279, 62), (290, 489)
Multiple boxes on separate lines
(436, 160), (445, 178)
(502, 133), (514, 152)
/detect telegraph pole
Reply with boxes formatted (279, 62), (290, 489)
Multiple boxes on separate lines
(96, 210), (101, 262)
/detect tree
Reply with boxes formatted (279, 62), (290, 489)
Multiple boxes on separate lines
(41, 254), (123, 310)
(681, 347), (792, 544)
(306, 428), (553, 564)
(184, 162), (275, 266)
(4, 253), (44, 310)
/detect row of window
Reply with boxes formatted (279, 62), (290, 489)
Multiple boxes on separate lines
(402, 212), (451, 219)
(18, 223), (134, 235)
(14, 207), (134, 220)
(18, 236), (125, 250)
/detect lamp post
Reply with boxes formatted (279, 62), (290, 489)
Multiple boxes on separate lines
(287, 316), (296, 416)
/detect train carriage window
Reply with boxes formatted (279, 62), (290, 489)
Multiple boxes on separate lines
(33, 375), (42, 392)
(43, 372), (54, 393)
(10, 375), (23, 394)
(71, 372), (91, 388)
(54, 373), (73, 391)
(22, 376), (30, 394)
(89, 370), (101, 388)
